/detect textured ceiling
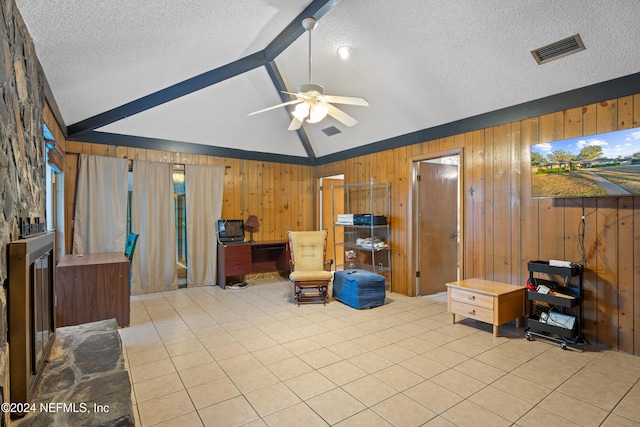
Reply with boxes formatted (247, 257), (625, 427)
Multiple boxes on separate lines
(15, 0), (640, 164)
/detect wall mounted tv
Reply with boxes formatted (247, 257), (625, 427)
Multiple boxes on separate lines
(217, 219), (245, 243)
(530, 126), (640, 198)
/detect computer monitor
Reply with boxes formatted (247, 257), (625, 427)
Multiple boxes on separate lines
(217, 219), (245, 243)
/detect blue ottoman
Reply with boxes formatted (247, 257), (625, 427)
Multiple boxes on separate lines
(333, 270), (386, 309)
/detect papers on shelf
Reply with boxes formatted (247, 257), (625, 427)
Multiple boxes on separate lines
(355, 237), (388, 251)
(336, 214), (354, 225)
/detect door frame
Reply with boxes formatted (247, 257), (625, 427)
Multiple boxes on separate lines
(317, 173), (345, 266)
(409, 148), (464, 296)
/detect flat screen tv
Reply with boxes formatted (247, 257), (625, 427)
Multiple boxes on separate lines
(217, 219), (245, 243)
(530, 126), (640, 198)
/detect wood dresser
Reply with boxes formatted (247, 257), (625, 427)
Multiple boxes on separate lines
(446, 278), (525, 337)
(56, 252), (130, 327)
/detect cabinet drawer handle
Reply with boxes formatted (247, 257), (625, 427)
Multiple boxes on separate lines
(468, 296), (476, 301)
(468, 310), (476, 316)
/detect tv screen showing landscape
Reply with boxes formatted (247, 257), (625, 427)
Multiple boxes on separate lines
(531, 127), (640, 198)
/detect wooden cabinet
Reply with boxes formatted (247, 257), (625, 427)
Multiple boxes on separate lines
(217, 241), (289, 287)
(446, 278), (526, 337)
(218, 244), (251, 278)
(56, 252), (130, 327)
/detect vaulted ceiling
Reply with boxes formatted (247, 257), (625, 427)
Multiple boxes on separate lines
(16, 0), (640, 165)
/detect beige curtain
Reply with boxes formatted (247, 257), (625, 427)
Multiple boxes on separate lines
(185, 165), (225, 286)
(131, 160), (177, 294)
(72, 154), (128, 254)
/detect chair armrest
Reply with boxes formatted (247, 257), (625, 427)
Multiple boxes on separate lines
(324, 259), (334, 271)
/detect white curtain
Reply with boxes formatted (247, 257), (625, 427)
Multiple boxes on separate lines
(131, 160), (177, 294)
(72, 154), (128, 254)
(185, 165), (225, 286)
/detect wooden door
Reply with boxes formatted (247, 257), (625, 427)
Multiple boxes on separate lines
(418, 161), (459, 294)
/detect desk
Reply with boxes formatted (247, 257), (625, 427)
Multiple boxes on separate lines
(56, 252), (130, 327)
(446, 278), (525, 337)
(217, 241), (289, 288)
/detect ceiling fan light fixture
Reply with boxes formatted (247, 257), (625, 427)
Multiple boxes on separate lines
(292, 100), (329, 124)
(308, 102), (329, 123)
(292, 102), (310, 121)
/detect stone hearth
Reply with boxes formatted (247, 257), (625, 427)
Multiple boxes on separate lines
(14, 319), (134, 426)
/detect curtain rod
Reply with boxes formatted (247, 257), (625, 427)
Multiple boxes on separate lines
(126, 160), (231, 172)
(64, 152), (231, 169)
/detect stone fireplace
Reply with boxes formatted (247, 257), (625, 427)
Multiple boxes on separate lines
(1, 1), (48, 424)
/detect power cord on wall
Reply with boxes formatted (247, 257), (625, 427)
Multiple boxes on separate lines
(577, 204), (587, 265)
(569, 198), (596, 266)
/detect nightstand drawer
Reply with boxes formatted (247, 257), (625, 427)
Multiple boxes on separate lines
(450, 288), (494, 309)
(449, 300), (493, 323)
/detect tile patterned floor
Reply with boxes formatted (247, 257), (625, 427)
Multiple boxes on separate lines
(120, 277), (640, 426)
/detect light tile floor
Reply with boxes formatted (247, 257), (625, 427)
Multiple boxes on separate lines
(121, 277), (640, 426)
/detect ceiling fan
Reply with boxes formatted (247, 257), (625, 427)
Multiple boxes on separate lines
(248, 17), (369, 131)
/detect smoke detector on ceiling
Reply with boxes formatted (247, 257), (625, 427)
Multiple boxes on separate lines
(531, 34), (585, 65)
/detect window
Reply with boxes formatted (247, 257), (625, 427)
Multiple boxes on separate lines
(173, 166), (187, 285)
(45, 163), (56, 231)
(173, 167), (187, 266)
(44, 123), (64, 255)
(125, 163), (188, 284)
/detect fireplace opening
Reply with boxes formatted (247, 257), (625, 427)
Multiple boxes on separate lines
(32, 250), (54, 376)
(8, 232), (56, 407)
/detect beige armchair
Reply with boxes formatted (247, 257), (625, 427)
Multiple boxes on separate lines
(288, 230), (334, 305)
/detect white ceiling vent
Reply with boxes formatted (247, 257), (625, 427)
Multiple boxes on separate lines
(531, 34), (585, 65)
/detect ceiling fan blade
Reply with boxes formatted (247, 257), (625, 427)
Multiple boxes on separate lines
(281, 90), (312, 100)
(247, 99), (302, 116)
(327, 104), (358, 127)
(322, 95), (369, 107)
(288, 117), (303, 131)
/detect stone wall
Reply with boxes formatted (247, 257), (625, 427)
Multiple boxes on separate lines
(0, 1), (46, 424)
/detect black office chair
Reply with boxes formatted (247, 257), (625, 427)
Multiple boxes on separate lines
(124, 233), (139, 261)
(124, 233), (138, 291)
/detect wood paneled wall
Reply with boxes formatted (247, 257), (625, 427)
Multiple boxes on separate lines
(318, 94), (640, 356)
(46, 94), (640, 355)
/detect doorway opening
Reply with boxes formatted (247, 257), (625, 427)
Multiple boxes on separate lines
(412, 152), (462, 296)
(318, 174), (344, 268)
